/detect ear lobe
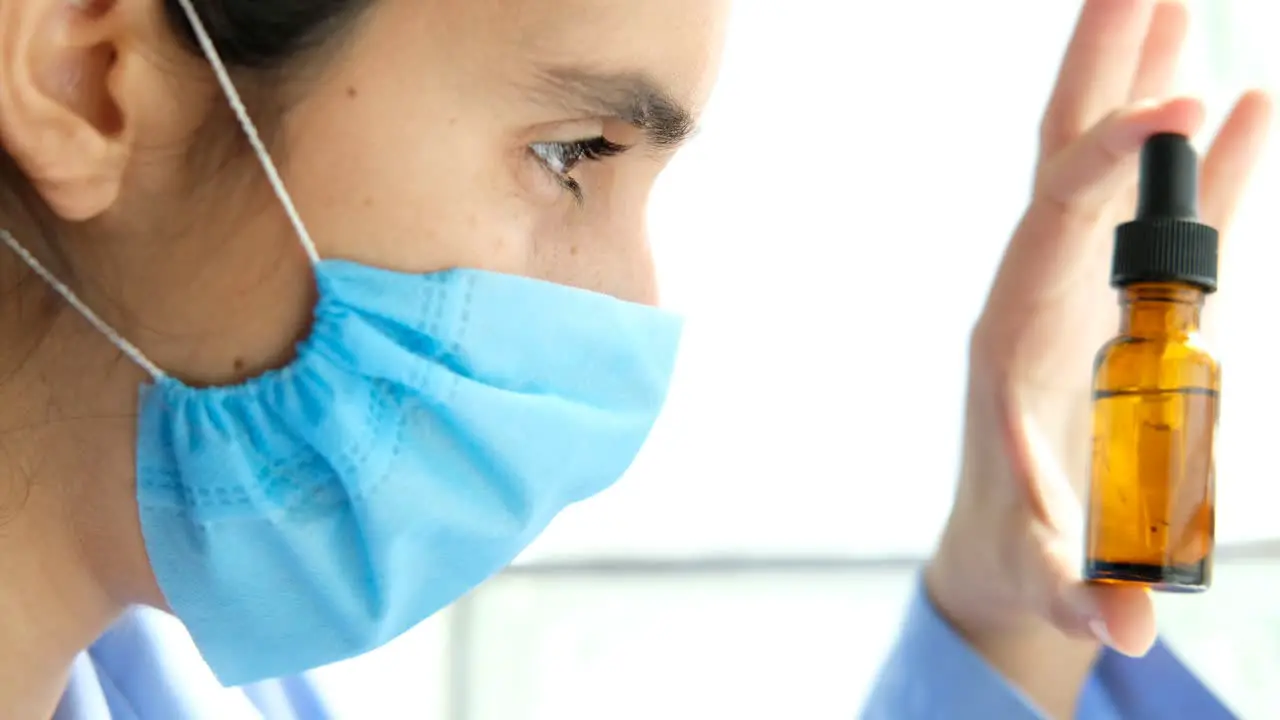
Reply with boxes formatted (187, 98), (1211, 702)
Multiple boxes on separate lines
(0, 0), (132, 222)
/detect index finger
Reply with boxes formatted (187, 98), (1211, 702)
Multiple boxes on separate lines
(1041, 0), (1157, 157)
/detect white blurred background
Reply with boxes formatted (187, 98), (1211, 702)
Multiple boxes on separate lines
(306, 2), (1280, 717)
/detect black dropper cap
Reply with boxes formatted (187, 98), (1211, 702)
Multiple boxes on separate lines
(1111, 133), (1219, 292)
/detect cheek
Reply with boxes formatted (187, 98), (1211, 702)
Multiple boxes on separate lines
(281, 130), (541, 277)
(275, 60), (541, 276)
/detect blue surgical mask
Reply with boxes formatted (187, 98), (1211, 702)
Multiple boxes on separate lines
(0, 0), (681, 686)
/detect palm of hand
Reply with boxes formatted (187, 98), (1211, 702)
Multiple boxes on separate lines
(974, 177), (1136, 498)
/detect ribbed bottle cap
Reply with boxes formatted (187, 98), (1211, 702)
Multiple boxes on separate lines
(1111, 133), (1219, 292)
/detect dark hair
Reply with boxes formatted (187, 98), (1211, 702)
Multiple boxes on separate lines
(157, 0), (375, 196)
(163, 0), (371, 71)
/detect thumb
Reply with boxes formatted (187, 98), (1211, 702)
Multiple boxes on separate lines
(1016, 413), (1158, 657)
(1039, 531), (1158, 658)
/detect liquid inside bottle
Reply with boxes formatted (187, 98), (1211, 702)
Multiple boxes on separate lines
(1083, 283), (1217, 592)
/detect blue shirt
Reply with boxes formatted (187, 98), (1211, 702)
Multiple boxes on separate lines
(863, 579), (1235, 719)
(55, 607), (331, 720)
(56, 582), (1234, 719)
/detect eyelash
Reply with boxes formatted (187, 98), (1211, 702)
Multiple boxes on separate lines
(529, 137), (629, 202)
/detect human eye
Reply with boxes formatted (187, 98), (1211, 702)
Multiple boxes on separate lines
(529, 136), (629, 202)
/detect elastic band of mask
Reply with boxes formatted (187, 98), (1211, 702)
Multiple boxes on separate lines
(0, 229), (165, 379)
(173, 0), (322, 266)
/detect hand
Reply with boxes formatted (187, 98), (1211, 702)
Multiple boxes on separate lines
(926, 0), (1271, 712)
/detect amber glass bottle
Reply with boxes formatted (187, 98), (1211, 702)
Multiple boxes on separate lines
(1083, 133), (1220, 593)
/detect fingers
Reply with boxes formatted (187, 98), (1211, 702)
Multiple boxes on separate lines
(1200, 90), (1274, 238)
(1129, 1), (1189, 101)
(1042, 0), (1157, 156)
(997, 92), (1264, 327)
(1036, 96), (1204, 213)
(1198, 91), (1271, 339)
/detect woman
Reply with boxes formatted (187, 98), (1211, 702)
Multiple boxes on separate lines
(0, 1), (1265, 719)
(865, 1), (1270, 718)
(7, 0), (722, 716)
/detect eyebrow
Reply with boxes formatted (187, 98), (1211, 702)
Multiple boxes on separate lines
(527, 67), (698, 150)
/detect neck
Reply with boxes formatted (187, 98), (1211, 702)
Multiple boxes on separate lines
(0, 513), (121, 719)
(0, 290), (157, 718)
(1119, 282), (1204, 338)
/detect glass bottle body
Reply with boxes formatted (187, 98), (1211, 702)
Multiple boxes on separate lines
(1083, 283), (1218, 592)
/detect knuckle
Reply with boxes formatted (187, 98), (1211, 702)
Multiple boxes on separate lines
(1038, 119), (1071, 159)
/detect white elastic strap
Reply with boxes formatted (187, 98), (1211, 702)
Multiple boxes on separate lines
(173, 0), (321, 266)
(0, 229), (165, 380)
(0, 0), (322, 380)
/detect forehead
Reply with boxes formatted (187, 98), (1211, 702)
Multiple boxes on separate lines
(363, 0), (731, 115)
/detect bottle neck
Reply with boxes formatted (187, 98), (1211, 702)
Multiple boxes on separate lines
(1119, 282), (1204, 338)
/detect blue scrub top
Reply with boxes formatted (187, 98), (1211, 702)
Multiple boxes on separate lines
(57, 580), (1234, 719)
(55, 607), (330, 720)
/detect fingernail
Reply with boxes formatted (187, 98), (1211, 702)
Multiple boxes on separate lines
(1130, 97), (1161, 112)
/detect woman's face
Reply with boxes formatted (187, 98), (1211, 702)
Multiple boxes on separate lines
(0, 0), (730, 635)
(21, 0), (731, 385)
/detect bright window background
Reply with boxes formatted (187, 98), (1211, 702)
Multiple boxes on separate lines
(305, 2), (1280, 717)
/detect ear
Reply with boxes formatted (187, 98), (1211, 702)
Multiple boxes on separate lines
(0, 0), (143, 221)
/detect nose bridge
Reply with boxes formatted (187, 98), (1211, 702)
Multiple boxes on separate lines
(579, 202), (658, 306)
(591, 174), (659, 304)
(622, 218), (659, 307)
(634, 245), (660, 307)
(538, 185), (662, 305)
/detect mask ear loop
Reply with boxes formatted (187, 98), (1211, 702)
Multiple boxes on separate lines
(173, 0), (322, 267)
(0, 229), (166, 379)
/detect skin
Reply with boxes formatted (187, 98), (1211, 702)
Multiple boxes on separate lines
(0, 0), (730, 715)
